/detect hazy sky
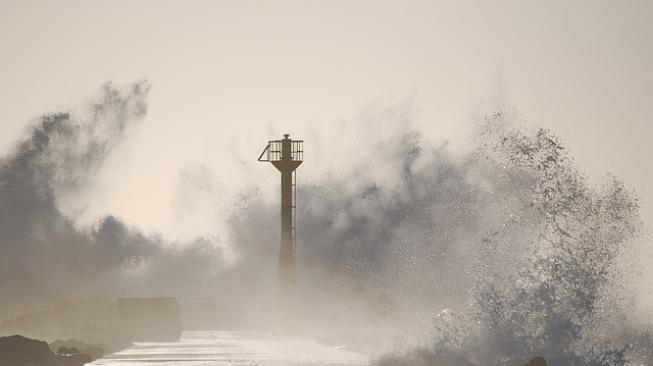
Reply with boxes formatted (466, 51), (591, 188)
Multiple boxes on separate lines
(1, 0), (652, 238)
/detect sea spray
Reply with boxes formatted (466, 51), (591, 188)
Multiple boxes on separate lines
(376, 111), (650, 365)
(2, 83), (651, 363)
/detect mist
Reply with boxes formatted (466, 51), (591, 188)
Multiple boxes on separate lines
(0, 82), (651, 365)
(0, 82), (229, 318)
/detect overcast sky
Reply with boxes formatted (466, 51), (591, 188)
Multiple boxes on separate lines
(1, 0), (652, 238)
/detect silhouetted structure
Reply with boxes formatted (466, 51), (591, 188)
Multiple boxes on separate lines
(259, 134), (303, 294)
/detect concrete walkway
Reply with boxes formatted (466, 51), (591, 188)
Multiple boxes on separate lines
(90, 331), (369, 366)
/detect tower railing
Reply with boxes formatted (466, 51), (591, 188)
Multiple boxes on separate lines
(258, 140), (303, 162)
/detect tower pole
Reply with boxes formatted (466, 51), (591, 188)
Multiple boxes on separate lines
(279, 160), (295, 291)
(268, 134), (301, 295)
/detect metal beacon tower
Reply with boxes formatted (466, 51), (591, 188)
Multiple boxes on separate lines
(258, 134), (303, 295)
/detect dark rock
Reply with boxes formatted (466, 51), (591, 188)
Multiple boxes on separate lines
(0, 334), (57, 366)
(50, 339), (105, 360)
(55, 353), (93, 366)
(525, 357), (547, 366)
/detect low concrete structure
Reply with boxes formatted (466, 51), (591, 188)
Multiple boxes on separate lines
(118, 297), (181, 341)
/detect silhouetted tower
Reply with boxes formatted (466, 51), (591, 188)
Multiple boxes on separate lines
(258, 134), (303, 293)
